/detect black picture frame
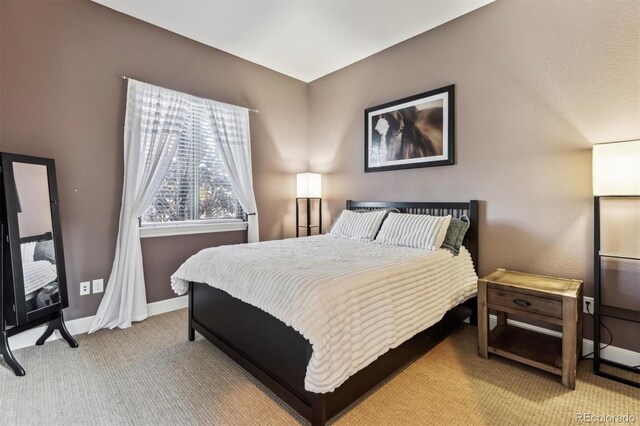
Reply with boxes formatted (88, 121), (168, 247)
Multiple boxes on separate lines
(1, 153), (69, 326)
(364, 84), (455, 172)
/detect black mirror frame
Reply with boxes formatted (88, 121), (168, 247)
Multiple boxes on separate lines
(1, 153), (69, 326)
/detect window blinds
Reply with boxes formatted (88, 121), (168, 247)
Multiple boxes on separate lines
(142, 98), (242, 224)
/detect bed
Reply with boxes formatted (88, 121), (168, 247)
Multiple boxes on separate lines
(176, 200), (478, 425)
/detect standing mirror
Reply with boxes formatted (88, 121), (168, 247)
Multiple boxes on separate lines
(16, 162), (60, 314)
(1, 153), (77, 377)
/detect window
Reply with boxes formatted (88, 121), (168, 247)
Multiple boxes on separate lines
(140, 100), (245, 237)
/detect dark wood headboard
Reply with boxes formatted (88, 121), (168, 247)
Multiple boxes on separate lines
(20, 232), (53, 244)
(346, 200), (479, 272)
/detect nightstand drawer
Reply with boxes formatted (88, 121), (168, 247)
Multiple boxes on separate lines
(487, 287), (562, 319)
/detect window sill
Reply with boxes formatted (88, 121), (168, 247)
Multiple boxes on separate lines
(139, 221), (248, 238)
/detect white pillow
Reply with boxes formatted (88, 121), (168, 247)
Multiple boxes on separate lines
(375, 212), (452, 251)
(329, 209), (388, 241)
(21, 241), (37, 263)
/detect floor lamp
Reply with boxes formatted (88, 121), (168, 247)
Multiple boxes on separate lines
(296, 173), (322, 237)
(592, 139), (640, 388)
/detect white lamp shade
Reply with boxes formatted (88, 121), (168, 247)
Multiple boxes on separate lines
(296, 173), (322, 198)
(593, 140), (640, 196)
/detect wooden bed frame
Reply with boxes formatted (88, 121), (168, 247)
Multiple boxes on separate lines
(188, 200), (479, 425)
(20, 231), (53, 244)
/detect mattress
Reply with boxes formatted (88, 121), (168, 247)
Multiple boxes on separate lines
(171, 234), (477, 393)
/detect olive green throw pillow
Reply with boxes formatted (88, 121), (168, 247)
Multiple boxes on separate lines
(441, 215), (470, 256)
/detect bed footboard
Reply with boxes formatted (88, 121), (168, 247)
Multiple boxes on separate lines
(189, 282), (312, 403)
(189, 282), (474, 425)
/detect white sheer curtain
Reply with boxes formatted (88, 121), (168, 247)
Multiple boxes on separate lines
(89, 80), (189, 333)
(205, 100), (259, 242)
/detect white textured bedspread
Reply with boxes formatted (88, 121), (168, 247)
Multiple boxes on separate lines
(171, 235), (477, 393)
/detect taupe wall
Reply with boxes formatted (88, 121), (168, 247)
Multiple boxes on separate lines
(0, 0), (308, 319)
(14, 163), (54, 238)
(141, 232), (246, 304)
(308, 1), (640, 349)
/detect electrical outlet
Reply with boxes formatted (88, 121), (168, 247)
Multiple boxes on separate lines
(92, 279), (104, 294)
(80, 281), (91, 296)
(583, 296), (594, 314)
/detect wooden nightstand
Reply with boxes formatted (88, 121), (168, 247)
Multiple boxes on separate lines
(477, 268), (583, 389)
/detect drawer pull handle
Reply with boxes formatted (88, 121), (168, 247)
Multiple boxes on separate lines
(513, 299), (531, 307)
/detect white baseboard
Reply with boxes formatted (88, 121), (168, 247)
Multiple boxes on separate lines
(488, 315), (640, 368)
(146, 295), (188, 316)
(8, 295), (188, 351)
(10, 299), (639, 369)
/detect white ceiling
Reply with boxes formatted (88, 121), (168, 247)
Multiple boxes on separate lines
(92, 0), (494, 82)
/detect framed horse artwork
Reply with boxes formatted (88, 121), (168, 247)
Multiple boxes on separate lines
(365, 85), (455, 172)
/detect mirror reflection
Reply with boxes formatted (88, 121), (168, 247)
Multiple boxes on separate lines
(14, 162), (59, 311)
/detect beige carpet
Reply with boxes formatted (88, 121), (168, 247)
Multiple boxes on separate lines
(1, 309), (637, 425)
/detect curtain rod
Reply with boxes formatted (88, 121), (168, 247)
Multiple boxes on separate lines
(119, 75), (259, 113)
